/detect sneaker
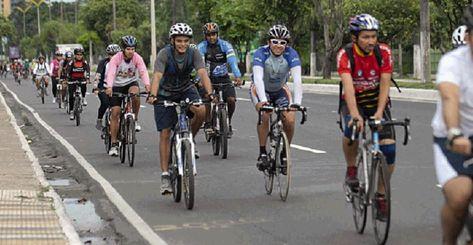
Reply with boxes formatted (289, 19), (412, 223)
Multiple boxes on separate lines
(95, 119), (103, 131)
(204, 122), (213, 134)
(82, 97), (87, 106)
(52, 97), (56, 104)
(135, 121), (141, 132)
(194, 147), (200, 159)
(69, 114), (74, 120)
(256, 154), (269, 171)
(375, 193), (388, 222)
(160, 174), (172, 195)
(109, 143), (119, 157)
(227, 125), (233, 139)
(345, 166), (359, 192)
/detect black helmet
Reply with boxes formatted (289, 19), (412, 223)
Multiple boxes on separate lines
(65, 51), (73, 58)
(73, 47), (84, 55)
(464, 4), (473, 30)
(120, 35), (137, 49)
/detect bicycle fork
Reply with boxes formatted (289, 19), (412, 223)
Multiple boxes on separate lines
(175, 136), (197, 176)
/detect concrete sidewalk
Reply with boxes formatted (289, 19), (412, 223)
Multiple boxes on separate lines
(0, 92), (80, 244)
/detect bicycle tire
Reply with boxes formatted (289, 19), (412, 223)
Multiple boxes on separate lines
(352, 150), (368, 234)
(41, 86), (45, 104)
(74, 99), (81, 126)
(170, 142), (181, 203)
(182, 140), (194, 210)
(264, 133), (274, 195)
(276, 131), (292, 201)
(219, 109), (228, 159)
(126, 116), (136, 167)
(119, 116), (126, 164)
(103, 113), (111, 153)
(371, 154), (391, 245)
(57, 94), (62, 108)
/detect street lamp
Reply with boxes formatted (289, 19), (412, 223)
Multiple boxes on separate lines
(150, 0), (156, 68)
(15, 4), (32, 37)
(27, 0), (46, 35)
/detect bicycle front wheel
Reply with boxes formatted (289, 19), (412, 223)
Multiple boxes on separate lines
(119, 118), (126, 164)
(264, 133), (274, 195)
(74, 100), (81, 126)
(371, 154), (391, 245)
(126, 116), (136, 167)
(41, 86), (45, 104)
(352, 150), (368, 234)
(170, 142), (181, 203)
(182, 140), (194, 210)
(276, 132), (292, 201)
(219, 109), (229, 159)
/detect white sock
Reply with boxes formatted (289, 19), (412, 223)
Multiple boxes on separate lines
(162, 171), (169, 176)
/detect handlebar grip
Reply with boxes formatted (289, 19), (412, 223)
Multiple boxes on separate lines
(403, 118), (411, 145)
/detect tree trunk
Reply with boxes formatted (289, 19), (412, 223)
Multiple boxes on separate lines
(420, 0), (431, 83)
(310, 30), (316, 77)
(398, 43), (403, 77)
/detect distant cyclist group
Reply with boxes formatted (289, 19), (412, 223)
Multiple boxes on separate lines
(4, 3), (473, 243)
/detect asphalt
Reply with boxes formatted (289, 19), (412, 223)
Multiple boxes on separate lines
(2, 77), (445, 245)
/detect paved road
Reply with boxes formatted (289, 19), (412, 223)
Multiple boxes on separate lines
(2, 77), (442, 244)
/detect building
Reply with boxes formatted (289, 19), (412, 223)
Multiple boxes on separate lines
(0, 0), (11, 18)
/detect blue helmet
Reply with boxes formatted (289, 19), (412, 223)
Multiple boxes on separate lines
(349, 14), (379, 34)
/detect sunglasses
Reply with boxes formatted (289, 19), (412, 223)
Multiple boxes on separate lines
(270, 39), (288, 46)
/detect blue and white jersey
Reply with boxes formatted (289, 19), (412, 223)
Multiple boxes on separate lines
(197, 38), (241, 78)
(252, 45), (301, 92)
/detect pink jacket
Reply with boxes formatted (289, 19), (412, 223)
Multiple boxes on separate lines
(106, 52), (150, 87)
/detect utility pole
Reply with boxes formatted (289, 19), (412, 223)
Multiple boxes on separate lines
(150, 0), (156, 69)
(112, 0), (117, 30)
(310, 30), (316, 77)
(420, 0), (431, 83)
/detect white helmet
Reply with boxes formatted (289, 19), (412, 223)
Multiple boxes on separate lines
(268, 24), (291, 40)
(189, 43), (197, 49)
(452, 25), (468, 47)
(169, 23), (193, 38)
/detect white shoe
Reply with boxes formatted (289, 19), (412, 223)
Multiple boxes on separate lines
(109, 145), (118, 156)
(52, 98), (56, 104)
(82, 98), (87, 106)
(69, 114), (74, 120)
(135, 121), (141, 132)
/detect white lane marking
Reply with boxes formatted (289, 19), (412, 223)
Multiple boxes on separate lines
(237, 97), (326, 154)
(291, 144), (326, 154)
(0, 87), (82, 244)
(1, 82), (167, 245)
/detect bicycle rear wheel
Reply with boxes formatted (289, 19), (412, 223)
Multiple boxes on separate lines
(126, 116), (136, 167)
(371, 154), (391, 245)
(170, 142), (181, 203)
(264, 133), (274, 195)
(219, 109), (229, 159)
(119, 117), (126, 164)
(276, 132), (292, 201)
(182, 140), (194, 210)
(351, 150), (368, 234)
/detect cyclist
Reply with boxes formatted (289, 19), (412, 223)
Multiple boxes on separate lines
(94, 44), (121, 130)
(197, 22), (243, 137)
(452, 25), (468, 49)
(66, 47), (90, 120)
(50, 51), (63, 104)
(105, 35), (150, 156)
(58, 51), (73, 108)
(337, 14), (395, 221)
(433, 5), (473, 245)
(33, 56), (51, 96)
(11, 60), (21, 81)
(147, 23), (212, 195)
(250, 24), (303, 173)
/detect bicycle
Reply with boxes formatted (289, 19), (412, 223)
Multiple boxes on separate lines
(68, 80), (87, 126)
(344, 117), (410, 245)
(56, 81), (64, 109)
(37, 75), (48, 104)
(13, 70), (20, 85)
(111, 91), (148, 167)
(258, 105), (307, 201)
(154, 99), (202, 210)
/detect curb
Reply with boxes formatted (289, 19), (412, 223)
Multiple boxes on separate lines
(0, 84), (82, 245)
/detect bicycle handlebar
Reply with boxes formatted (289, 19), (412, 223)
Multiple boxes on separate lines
(348, 117), (411, 146)
(153, 99), (203, 107)
(111, 91), (149, 98)
(258, 105), (307, 125)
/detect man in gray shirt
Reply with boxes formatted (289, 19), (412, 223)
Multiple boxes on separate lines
(148, 23), (213, 195)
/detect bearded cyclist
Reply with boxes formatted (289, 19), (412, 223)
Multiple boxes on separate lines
(33, 56), (51, 96)
(50, 51), (63, 104)
(66, 48), (90, 120)
(197, 22), (243, 137)
(94, 44), (121, 130)
(105, 35), (151, 156)
(251, 24), (303, 173)
(147, 23), (212, 195)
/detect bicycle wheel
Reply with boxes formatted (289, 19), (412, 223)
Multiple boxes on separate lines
(276, 132), (292, 201)
(371, 154), (391, 245)
(170, 142), (181, 203)
(103, 114), (111, 153)
(351, 150), (368, 234)
(182, 140), (194, 210)
(74, 100), (81, 126)
(126, 116), (136, 167)
(57, 94), (62, 108)
(119, 118), (126, 164)
(219, 109), (229, 159)
(41, 86), (45, 104)
(264, 133), (274, 195)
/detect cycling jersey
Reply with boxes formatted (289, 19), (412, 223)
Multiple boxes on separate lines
(337, 43), (393, 109)
(50, 59), (61, 77)
(252, 45), (302, 105)
(33, 63), (50, 76)
(106, 52), (150, 88)
(66, 59), (90, 80)
(197, 38), (241, 78)
(96, 58), (111, 89)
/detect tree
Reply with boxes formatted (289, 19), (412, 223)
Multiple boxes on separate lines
(0, 16), (16, 42)
(431, 0), (470, 52)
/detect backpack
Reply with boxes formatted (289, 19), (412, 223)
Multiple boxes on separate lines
(337, 43), (401, 131)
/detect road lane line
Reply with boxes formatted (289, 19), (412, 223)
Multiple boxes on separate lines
(1, 82), (167, 245)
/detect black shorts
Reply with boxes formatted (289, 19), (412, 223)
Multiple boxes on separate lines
(109, 81), (139, 107)
(153, 86), (201, 131)
(340, 101), (395, 140)
(211, 76), (236, 101)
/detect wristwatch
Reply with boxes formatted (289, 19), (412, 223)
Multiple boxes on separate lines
(447, 127), (463, 146)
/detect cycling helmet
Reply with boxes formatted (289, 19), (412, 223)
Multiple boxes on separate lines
(120, 35), (137, 48)
(268, 24), (291, 40)
(55, 51), (63, 56)
(189, 43), (197, 49)
(65, 51), (73, 58)
(106, 44), (121, 55)
(349, 14), (379, 34)
(203, 22), (219, 34)
(73, 47), (84, 55)
(169, 23), (193, 38)
(452, 25), (468, 47)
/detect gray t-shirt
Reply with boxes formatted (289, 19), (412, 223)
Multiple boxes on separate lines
(154, 47), (205, 73)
